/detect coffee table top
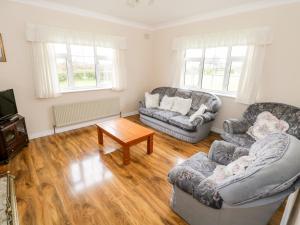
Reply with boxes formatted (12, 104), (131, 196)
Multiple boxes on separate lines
(96, 118), (154, 145)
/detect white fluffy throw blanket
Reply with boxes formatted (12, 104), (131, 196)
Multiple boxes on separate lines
(247, 111), (289, 140)
(208, 155), (256, 184)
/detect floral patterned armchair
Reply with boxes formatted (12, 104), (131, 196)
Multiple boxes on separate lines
(221, 102), (300, 148)
(168, 133), (300, 225)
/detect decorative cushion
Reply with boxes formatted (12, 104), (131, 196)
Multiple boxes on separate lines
(189, 104), (207, 122)
(152, 110), (180, 123)
(159, 96), (175, 110)
(218, 133), (300, 205)
(171, 97), (192, 115)
(247, 111), (289, 140)
(145, 92), (159, 108)
(169, 115), (202, 131)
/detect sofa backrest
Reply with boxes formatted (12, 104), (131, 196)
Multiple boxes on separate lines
(151, 87), (221, 114)
(218, 133), (300, 205)
(243, 103), (300, 139)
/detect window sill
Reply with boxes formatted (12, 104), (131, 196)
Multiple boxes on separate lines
(211, 91), (236, 99)
(61, 87), (112, 94)
(183, 87), (237, 99)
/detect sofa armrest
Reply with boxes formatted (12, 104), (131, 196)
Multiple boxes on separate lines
(139, 100), (145, 108)
(208, 140), (239, 165)
(223, 119), (250, 134)
(201, 112), (216, 123)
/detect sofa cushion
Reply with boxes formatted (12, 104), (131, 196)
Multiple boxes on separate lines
(218, 133), (300, 205)
(191, 92), (211, 109)
(169, 115), (203, 131)
(139, 107), (160, 117)
(152, 110), (180, 122)
(152, 87), (177, 101)
(168, 152), (223, 209)
(175, 89), (192, 99)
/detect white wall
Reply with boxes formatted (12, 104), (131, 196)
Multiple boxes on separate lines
(1, 1), (300, 137)
(0, 1), (153, 137)
(152, 2), (300, 130)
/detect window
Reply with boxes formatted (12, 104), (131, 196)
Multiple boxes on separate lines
(183, 46), (248, 95)
(53, 43), (114, 91)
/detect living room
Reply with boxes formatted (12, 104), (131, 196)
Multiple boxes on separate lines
(0, 0), (300, 224)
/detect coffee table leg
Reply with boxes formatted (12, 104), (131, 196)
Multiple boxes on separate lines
(123, 146), (130, 165)
(147, 135), (153, 154)
(97, 127), (103, 145)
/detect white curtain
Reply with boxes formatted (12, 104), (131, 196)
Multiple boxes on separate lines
(112, 49), (127, 91)
(171, 50), (186, 88)
(26, 24), (128, 97)
(32, 42), (61, 98)
(172, 27), (272, 104)
(172, 27), (272, 50)
(26, 24), (127, 49)
(235, 45), (266, 104)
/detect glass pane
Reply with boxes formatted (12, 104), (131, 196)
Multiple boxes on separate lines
(202, 47), (227, 91)
(186, 49), (203, 58)
(54, 43), (67, 54)
(56, 57), (68, 89)
(72, 56), (96, 87)
(231, 46), (247, 57)
(228, 61), (244, 92)
(98, 60), (113, 85)
(205, 47), (228, 58)
(96, 47), (114, 58)
(184, 61), (200, 87)
(71, 45), (94, 57)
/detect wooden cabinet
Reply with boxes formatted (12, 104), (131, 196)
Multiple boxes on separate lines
(0, 115), (28, 163)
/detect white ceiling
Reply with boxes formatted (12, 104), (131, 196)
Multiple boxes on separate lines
(44, 0), (265, 25)
(11, 0), (300, 29)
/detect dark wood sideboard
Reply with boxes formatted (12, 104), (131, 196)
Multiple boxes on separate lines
(0, 115), (29, 164)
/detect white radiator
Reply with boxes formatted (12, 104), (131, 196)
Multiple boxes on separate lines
(53, 98), (120, 127)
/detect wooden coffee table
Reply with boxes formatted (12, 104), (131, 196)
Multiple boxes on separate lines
(96, 118), (154, 165)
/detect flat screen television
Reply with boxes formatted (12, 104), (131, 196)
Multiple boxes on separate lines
(0, 89), (18, 121)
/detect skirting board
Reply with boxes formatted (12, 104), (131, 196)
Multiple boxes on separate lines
(28, 111), (138, 140)
(29, 111), (223, 140)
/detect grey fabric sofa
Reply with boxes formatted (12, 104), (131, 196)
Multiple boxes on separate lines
(139, 87), (222, 143)
(222, 102), (300, 148)
(168, 133), (300, 225)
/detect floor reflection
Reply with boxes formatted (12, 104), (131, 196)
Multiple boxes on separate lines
(175, 157), (186, 165)
(69, 153), (113, 193)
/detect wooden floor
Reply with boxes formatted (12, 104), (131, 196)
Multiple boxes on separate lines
(0, 115), (284, 225)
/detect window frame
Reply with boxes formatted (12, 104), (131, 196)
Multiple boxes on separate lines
(53, 43), (114, 92)
(183, 46), (248, 96)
